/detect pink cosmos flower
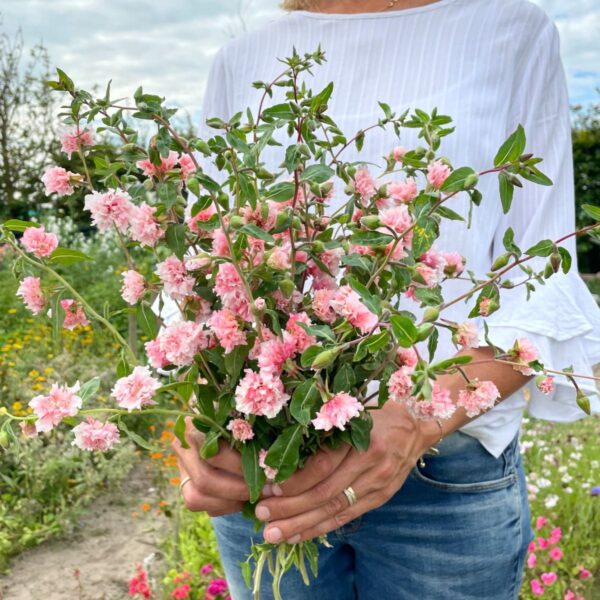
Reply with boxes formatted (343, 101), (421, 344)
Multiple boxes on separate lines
(549, 546), (563, 561)
(541, 572), (557, 586)
(130, 203), (164, 247)
(29, 381), (82, 432)
(527, 553), (537, 569)
(17, 276), (45, 314)
(60, 126), (94, 158)
(457, 380), (500, 417)
(61, 299), (90, 329)
(234, 369), (290, 419)
(178, 153), (197, 180)
(312, 392), (364, 431)
(207, 309), (247, 354)
(136, 150), (178, 178)
(21, 225), (58, 257)
(256, 332), (297, 375)
(226, 418), (254, 442)
(387, 177), (417, 203)
(354, 167), (376, 202)
(121, 270), (146, 305)
(258, 448), (279, 481)
(72, 417), (120, 451)
(441, 251), (465, 277)
(538, 537), (550, 550)
(511, 338), (540, 376)
(330, 285), (378, 333)
(154, 320), (208, 366)
(453, 320), (480, 349)
(530, 580), (544, 596)
(427, 160), (451, 189)
(286, 312), (317, 353)
(111, 366), (160, 411)
(41, 166), (77, 197)
(156, 256), (196, 300)
(535, 516), (548, 530)
(536, 375), (555, 395)
(84, 189), (136, 233)
(549, 527), (562, 544)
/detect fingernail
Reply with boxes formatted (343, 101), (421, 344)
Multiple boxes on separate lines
(287, 534), (301, 544)
(261, 484), (273, 497)
(265, 527), (282, 543)
(256, 505), (270, 521)
(272, 484), (283, 496)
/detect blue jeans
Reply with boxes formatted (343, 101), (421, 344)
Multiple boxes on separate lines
(211, 431), (533, 600)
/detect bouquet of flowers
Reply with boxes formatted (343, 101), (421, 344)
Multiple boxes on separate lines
(1, 48), (598, 599)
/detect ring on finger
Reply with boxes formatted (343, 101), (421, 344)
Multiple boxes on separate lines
(343, 486), (358, 507)
(179, 476), (192, 494)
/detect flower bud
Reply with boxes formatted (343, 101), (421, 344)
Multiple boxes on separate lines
(0, 429), (9, 449)
(256, 168), (275, 180)
(275, 208), (292, 229)
(341, 239), (350, 253)
(320, 181), (334, 197)
(186, 177), (201, 197)
(543, 261), (554, 279)
(311, 347), (340, 370)
(360, 215), (382, 230)
(463, 173), (479, 189)
(550, 251), (561, 273)
(491, 253), (511, 271)
(143, 179), (154, 191)
(260, 202), (270, 221)
(312, 240), (325, 254)
(413, 146), (427, 159)
(422, 307), (439, 323)
(229, 215), (245, 229)
(292, 216), (302, 230)
(576, 389), (591, 415)
(194, 140), (211, 156)
(279, 278), (295, 298)
(416, 323), (435, 341)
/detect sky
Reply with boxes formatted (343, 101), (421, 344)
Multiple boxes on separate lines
(1, 0), (599, 125)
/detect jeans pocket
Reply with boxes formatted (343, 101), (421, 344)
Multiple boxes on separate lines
(410, 464), (517, 493)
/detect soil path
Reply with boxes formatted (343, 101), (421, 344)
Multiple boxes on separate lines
(0, 461), (168, 600)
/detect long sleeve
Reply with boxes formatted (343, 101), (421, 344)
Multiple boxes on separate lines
(478, 19), (600, 418)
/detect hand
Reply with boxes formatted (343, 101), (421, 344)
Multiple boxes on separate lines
(254, 402), (438, 544)
(172, 416), (252, 517)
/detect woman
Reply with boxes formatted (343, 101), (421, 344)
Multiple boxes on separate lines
(172, 1), (600, 598)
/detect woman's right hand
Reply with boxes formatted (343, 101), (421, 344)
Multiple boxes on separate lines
(172, 417), (252, 517)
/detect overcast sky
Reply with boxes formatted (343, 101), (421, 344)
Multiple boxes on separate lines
(1, 0), (598, 125)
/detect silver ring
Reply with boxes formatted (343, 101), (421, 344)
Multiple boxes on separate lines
(179, 475), (192, 494)
(343, 486), (358, 506)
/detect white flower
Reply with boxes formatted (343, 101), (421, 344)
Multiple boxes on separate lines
(544, 495), (559, 508)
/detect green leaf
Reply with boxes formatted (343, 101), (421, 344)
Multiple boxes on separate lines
(436, 206), (465, 221)
(49, 247), (92, 265)
(296, 322), (337, 344)
(309, 82), (334, 114)
(346, 275), (381, 316)
(239, 223), (275, 243)
(117, 419), (161, 452)
(390, 315), (418, 347)
(174, 415), (190, 449)
(494, 124), (526, 166)
(332, 364), (356, 393)
(137, 303), (159, 338)
(165, 224), (187, 259)
(411, 217), (438, 257)
(290, 379), (320, 426)
(156, 181), (179, 208)
(265, 425), (304, 482)
(264, 182), (295, 202)
(262, 103), (295, 121)
(498, 171), (514, 214)
(558, 246), (572, 273)
(502, 227), (521, 255)
(2, 219), (40, 232)
(300, 345), (323, 368)
(224, 343), (250, 383)
(79, 377), (101, 402)
(340, 253), (373, 272)
(350, 415), (372, 452)
(582, 203), (600, 221)
(299, 164), (334, 184)
(520, 165), (552, 186)
(200, 430), (221, 459)
(349, 231), (394, 246)
(440, 167), (476, 193)
(524, 239), (554, 257)
(353, 330), (390, 362)
(241, 441), (266, 504)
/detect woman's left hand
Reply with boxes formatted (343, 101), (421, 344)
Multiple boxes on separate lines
(255, 401), (440, 544)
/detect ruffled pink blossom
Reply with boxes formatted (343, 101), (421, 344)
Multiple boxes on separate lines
(380, 205), (413, 235)
(392, 146), (406, 161)
(415, 263), (440, 288)
(226, 418), (254, 442)
(387, 177), (417, 203)
(156, 256), (196, 300)
(136, 150), (178, 178)
(121, 270), (146, 305)
(354, 167), (376, 202)
(178, 153), (197, 180)
(510, 338), (540, 376)
(145, 338), (169, 369)
(536, 375), (555, 395)
(200, 564), (214, 575)
(207, 309), (247, 354)
(396, 347), (418, 369)
(330, 285), (378, 333)
(388, 367), (414, 402)
(29, 382), (82, 432)
(111, 366), (160, 411)
(413, 384), (456, 419)
(441, 251), (464, 276)
(72, 417), (120, 451)
(84, 189), (136, 233)
(312, 392), (363, 431)
(211, 228), (231, 257)
(130, 203), (164, 247)
(172, 583), (192, 599)
(457, 380), (500, 417)
(286, 312), (316, 353)
(206, 578), (229, 597)
(186, 204), (216, 235)
(267, 245), (292, 271)
(453, 320), (480, 349)
(41, 166), (77, 197)
(17, 276), (45, 314)
(479, 297), (493, 316)
(234, 369), (290, 419)
(256, 332), (297, 375)
(60, 126), (94, 159)
(214, 262), (250, 320)
(427, 160), (451, 189)
(153, 320), (208, 366)
(61, 299), (90, 329)
(579, 568), (591, 580)
(21, 225), (58, 257)
(258, 448), (278, 480)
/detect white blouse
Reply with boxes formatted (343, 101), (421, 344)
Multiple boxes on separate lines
(185, 0), (600, 457)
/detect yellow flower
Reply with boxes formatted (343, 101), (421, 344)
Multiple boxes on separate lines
(28, 370), (40, 378)
(44, 367), (54, 374)
(32, 383), (43, 390)
(7, 308), (17, 315)
(12, 401), (22, 411)
(36, 376), (45, 382)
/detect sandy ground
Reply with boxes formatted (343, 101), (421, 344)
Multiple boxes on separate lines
(0, 461), (168, 600)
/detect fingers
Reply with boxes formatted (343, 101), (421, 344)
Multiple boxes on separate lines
(204, 439), (244, 477)
(276, 443), (352, 497)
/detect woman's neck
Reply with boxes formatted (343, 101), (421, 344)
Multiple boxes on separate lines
(307, 0), (442, 14)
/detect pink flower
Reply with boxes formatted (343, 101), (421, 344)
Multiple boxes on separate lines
(510, 338), (540, 376)
(17, 276), (45, 314)
(286, 313), (316, 353)
(564, 592), (576, 600)
(214, 262), (251, 321)
(130, 203), (164, 247)
(111, 366), (160, 411)
(145, 338), (169, 369)
(171, 584), (192, 599)
(380, 205), (413, 236)
(156, 256), (196, 300)
(388, 367), (414, 402)
(419, 384), (456, 419)
(41, 166), (76, 196)
(60, 126), (94, 158)
(441, 251), (464, 277)
(29, 382), (82, 432)
(549, 546), (563, 561)
(453, 320), (480, 349)
(527, 553), (537, 568)
(21, 225), (58, 257)
(392, 146), (406, 161)
(200, 564), (214, 575)
(457, 380), (500, 417)
(396, 347), (418, 369)
(258, 448), (279, 481)
(479, 298), (493, 316)
(540, 572), (557, 586)
(387, 178), (417, 203)
(61, 299), (90, 329)
(427, 160), (451, 189)
(234, 369), (290, 419)
(72, 417), (120, 451)
(579, 568), (592, 580)
(312, 288), (337, 323)
(84, 189), (136, 233)
(206, 578), (228, 597)
(354, 167), (376, 202)
(19, 421), (38, 438)
(267, 245), (292, 271)
(549, 527), (562, 544)
(178, 153), (197, 180)
(153, 320), (208, 366)
(186, 204), (216, 235)
(226, 419), (254, 442)
(530, 579), (544, 596)
(256, 333), (297, 375)
(312, 392), (363, 431)
(536, 376), (555, 395)
(538, 537), (550, 550)
(528, 541), (537, 553)
(207, 309), (247, 354)
(536, 516), (548, 530)
(415, 263), (440, 288)
(129, 565), (152, 598)
(136, 150), (178, 178)
(330, 285), (378, 334)
(121, 270), (146, 305)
